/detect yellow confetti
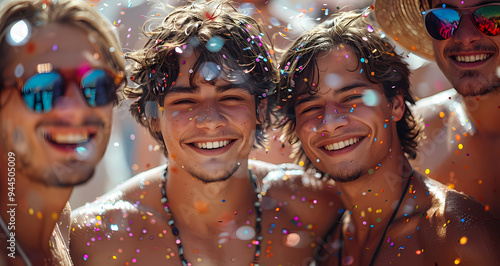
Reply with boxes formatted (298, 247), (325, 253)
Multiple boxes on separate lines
(458, 144), (463, 150)
(459, 236), (468, 245)
(439, 112), (445, 118)
(454, 258), (461, 264)
(425, 169), (430, 175)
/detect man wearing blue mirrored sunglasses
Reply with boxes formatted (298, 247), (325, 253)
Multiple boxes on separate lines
(376, 0), (500, 218)
(0, 0), (125, 264)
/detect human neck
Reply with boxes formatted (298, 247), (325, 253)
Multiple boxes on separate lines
(165, 158), (257, 236)
(335, 155), (412, 238)
(462, 92), (500, 137)
(0, 168), (72, 263)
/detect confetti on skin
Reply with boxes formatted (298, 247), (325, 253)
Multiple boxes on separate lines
(14, 63), (24, 78)
(6, 19), (31, 46)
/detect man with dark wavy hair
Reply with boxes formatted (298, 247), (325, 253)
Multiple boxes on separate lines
(70, 1), (340, 265)
(0, 0), (125, 264)
(273, 9), (499, 265)
(375, 0), (500, 218)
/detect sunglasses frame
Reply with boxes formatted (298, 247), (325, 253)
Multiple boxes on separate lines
(7, 68), (124, 113)
(422, 3), (500, 40)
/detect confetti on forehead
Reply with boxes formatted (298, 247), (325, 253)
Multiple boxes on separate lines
(6, 19), (31, 47)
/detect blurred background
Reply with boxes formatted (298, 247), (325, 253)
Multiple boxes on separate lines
(3, 0), (448, 208)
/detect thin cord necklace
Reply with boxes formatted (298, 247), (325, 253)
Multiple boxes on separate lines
(161, 166), (262, 266)
(337, 169), (414, 266)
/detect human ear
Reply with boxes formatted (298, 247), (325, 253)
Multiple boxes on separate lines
(391, 93), (405, 122)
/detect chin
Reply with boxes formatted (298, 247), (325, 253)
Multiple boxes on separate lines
(186, 162), (240, 183)
(326, 168), (364, 183)
(40, 163), (96, 187)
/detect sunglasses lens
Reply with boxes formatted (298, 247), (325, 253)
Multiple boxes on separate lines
(425, 9), (460, 40)
(81, 69), (116, 107)
(474, 5), (500, 36)
(22, 72), (63, 113)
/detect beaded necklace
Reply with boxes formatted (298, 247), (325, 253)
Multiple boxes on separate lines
(161, 167), (262, 266)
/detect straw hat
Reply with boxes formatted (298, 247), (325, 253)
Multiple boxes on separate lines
(374, 0), (434, 60)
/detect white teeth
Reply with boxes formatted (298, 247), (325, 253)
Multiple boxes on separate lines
(455, 54), (490, 63)
(324, 138), (361, 151)
(51, 133), (89, 144)
(338, 141), (345, 149)
(195, 140), (231, 150)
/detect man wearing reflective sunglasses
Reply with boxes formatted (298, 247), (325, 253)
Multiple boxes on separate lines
(0, 0), (124, 264)
(376, 0), (500, 218)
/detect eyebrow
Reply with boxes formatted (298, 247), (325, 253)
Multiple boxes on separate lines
(295, 82), (369, 106)
(332, 82), (369, 96)
(165, 84), (249, 95)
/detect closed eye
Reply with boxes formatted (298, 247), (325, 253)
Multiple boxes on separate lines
(220, 96), (244, 101)
(300, 106), (322, 114)
(172, 99), (196, 105)
(344, 95), (362, 102)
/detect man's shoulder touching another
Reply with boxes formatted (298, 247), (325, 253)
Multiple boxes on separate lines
(69, 165), (169, 265)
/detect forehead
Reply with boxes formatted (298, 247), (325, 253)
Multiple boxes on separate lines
(174, 52), (245, 89)
(431, 0), (494, 8)
(315, 45), (368, 87)
(3, 23), (104, 79)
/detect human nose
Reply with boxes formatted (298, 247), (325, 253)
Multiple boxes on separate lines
(51, 82), (91, 124)
(316, 104), (349, 133)
(195, 103), (227, 130)
(453, 14), (482, 45)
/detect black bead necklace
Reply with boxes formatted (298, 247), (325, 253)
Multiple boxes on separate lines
(161, 167), (262, 266)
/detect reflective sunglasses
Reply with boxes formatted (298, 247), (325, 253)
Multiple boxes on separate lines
(422, 4), (500, 40)
(19, 69), (120, 113)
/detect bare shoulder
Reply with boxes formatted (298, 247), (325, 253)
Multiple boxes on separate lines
(262, 167), (342, 231)
(70, 165), (167, 265)
(420, 176), (500, 265)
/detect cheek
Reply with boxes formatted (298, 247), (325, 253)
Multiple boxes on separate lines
(96, 105), (113, 124)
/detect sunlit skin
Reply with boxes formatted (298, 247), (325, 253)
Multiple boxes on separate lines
(0, 24), (114, 264)
(70, 53), (341, 265)
(412, 0), (500, 217)
(292, 45), (500, 266)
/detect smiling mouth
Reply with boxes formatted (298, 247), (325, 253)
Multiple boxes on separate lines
(191, 140), (235, 150)
(452, 53), (492, 63)
(323, 137), (363, 151)
(45, 132), (96, 145)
